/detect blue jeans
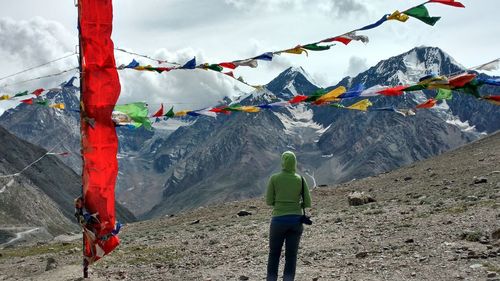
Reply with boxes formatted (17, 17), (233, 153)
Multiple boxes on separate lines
(266, 220), (303, 281)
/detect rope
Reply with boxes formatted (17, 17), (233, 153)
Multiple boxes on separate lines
(0, 53), (77, 82)
(1, 68), (79, 88)
(115, 48), (180, 66)
(0, 134), (72, 179)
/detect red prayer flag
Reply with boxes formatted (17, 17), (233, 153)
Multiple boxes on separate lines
(289, 95), (309, 104)
(219, 62), (237, 69)
(483, 95), (500, 106)
(377, 85), (408, 96)
(31, 88), (45, 96)
(449, 73), (476, 88)
(209, 106), (231, 114)
(416, 98), (437, 109)
(321, 36), (352, 45)
(152, 103), (164, 117)
(223, 71), (234, 78)
(80, 0), (121, 263)
(20, 98), (33, 105)
(428, 0), (465, 8)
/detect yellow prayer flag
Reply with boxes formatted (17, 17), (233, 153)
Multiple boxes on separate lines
(238, 106), (261, 113)
(175, 110), (189, 116)
(282, 47), (308, 56)
(315, 86), (347, 103)
(49, 103), (65, 110)
(346, 99), (372, 111)
(387, 10), (409, 22)
(0, 95), (10, 100)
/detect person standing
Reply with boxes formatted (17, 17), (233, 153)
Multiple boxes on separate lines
(266, 151), (312, 281)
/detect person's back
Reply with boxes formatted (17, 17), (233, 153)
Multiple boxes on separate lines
(265, 151), (311, 281)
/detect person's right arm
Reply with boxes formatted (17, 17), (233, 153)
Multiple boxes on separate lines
(265, 176), (275, 206)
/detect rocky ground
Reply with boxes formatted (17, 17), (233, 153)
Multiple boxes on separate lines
(0, 132), (499, 281)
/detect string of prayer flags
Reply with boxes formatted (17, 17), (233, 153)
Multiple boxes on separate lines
(472, 58), (500, 72)
(116, 0), (465, 91)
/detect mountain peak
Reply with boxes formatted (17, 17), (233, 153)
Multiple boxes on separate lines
(265, 66), (319, 99)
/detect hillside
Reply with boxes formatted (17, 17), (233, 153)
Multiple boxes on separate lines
(0, 126), (136, 245)
(1, 131), (498, 280)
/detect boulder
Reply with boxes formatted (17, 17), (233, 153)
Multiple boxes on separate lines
(348, 191), (376, 206)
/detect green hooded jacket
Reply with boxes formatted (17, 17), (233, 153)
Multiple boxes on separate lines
(266, 151), (312, 217)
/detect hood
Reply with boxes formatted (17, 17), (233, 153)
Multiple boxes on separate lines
(281, 151), (297, 173)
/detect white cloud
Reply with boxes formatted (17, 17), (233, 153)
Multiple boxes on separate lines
(345, 56), (368, 77)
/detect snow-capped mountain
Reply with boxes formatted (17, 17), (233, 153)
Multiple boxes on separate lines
(1, 47), (498, 218)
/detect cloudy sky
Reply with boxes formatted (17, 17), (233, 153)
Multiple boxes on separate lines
(0, 0), (498, 114)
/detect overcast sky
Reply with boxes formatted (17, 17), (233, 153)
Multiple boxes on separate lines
(0, 0), (498, 114)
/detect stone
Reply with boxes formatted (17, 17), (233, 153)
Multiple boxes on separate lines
(492, 229), (500, 240)
(488, 272), (498, 278)
(404, 176), (413, 181)
(473, 177), (487, 184)
(189, 220), (200, 225)
(45, 257), (57, 271)
(405, 238), (415, 243)
(239, 275), (249, 280)
(237, 210), (252, 217)
(469, 263), (482, 269)
(347, 191), (376, 206)
(355, 252), (368, 259)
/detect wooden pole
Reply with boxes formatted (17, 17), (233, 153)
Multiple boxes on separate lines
(75, 0), (88, 278)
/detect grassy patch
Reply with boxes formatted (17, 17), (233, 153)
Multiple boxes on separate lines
(483, 262), (500, 273)
(460, 230), (483, 242)
(118, 245), (180, 265)
(445, 203), (468, 214)
(0, 242), (78, 259)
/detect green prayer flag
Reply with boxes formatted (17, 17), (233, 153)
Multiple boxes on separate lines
(302, 44), (331, 51)
(225, 104), (242, 112)
(207, 64), (223, 72)
(164, 107), (175, 118)
(36, 99), (49, 106)
(14, 90), (28, 97)
(404, 5), (441, 26)
(114, 102), (152, 130)
(435, 88), (452, 100)
(330, 103), (345, 108)
(404, 84), (427, 92)
(305, 89), (327, 102)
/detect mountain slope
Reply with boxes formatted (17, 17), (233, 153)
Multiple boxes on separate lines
(0, 125), (136, 243)
(144, 46), (499, 217)
(2, 131), (499, 280)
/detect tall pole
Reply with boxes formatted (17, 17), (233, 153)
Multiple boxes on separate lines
(75, 0), (88, 277)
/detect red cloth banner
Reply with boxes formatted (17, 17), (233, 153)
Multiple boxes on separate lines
(79, 0), (121, 262)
